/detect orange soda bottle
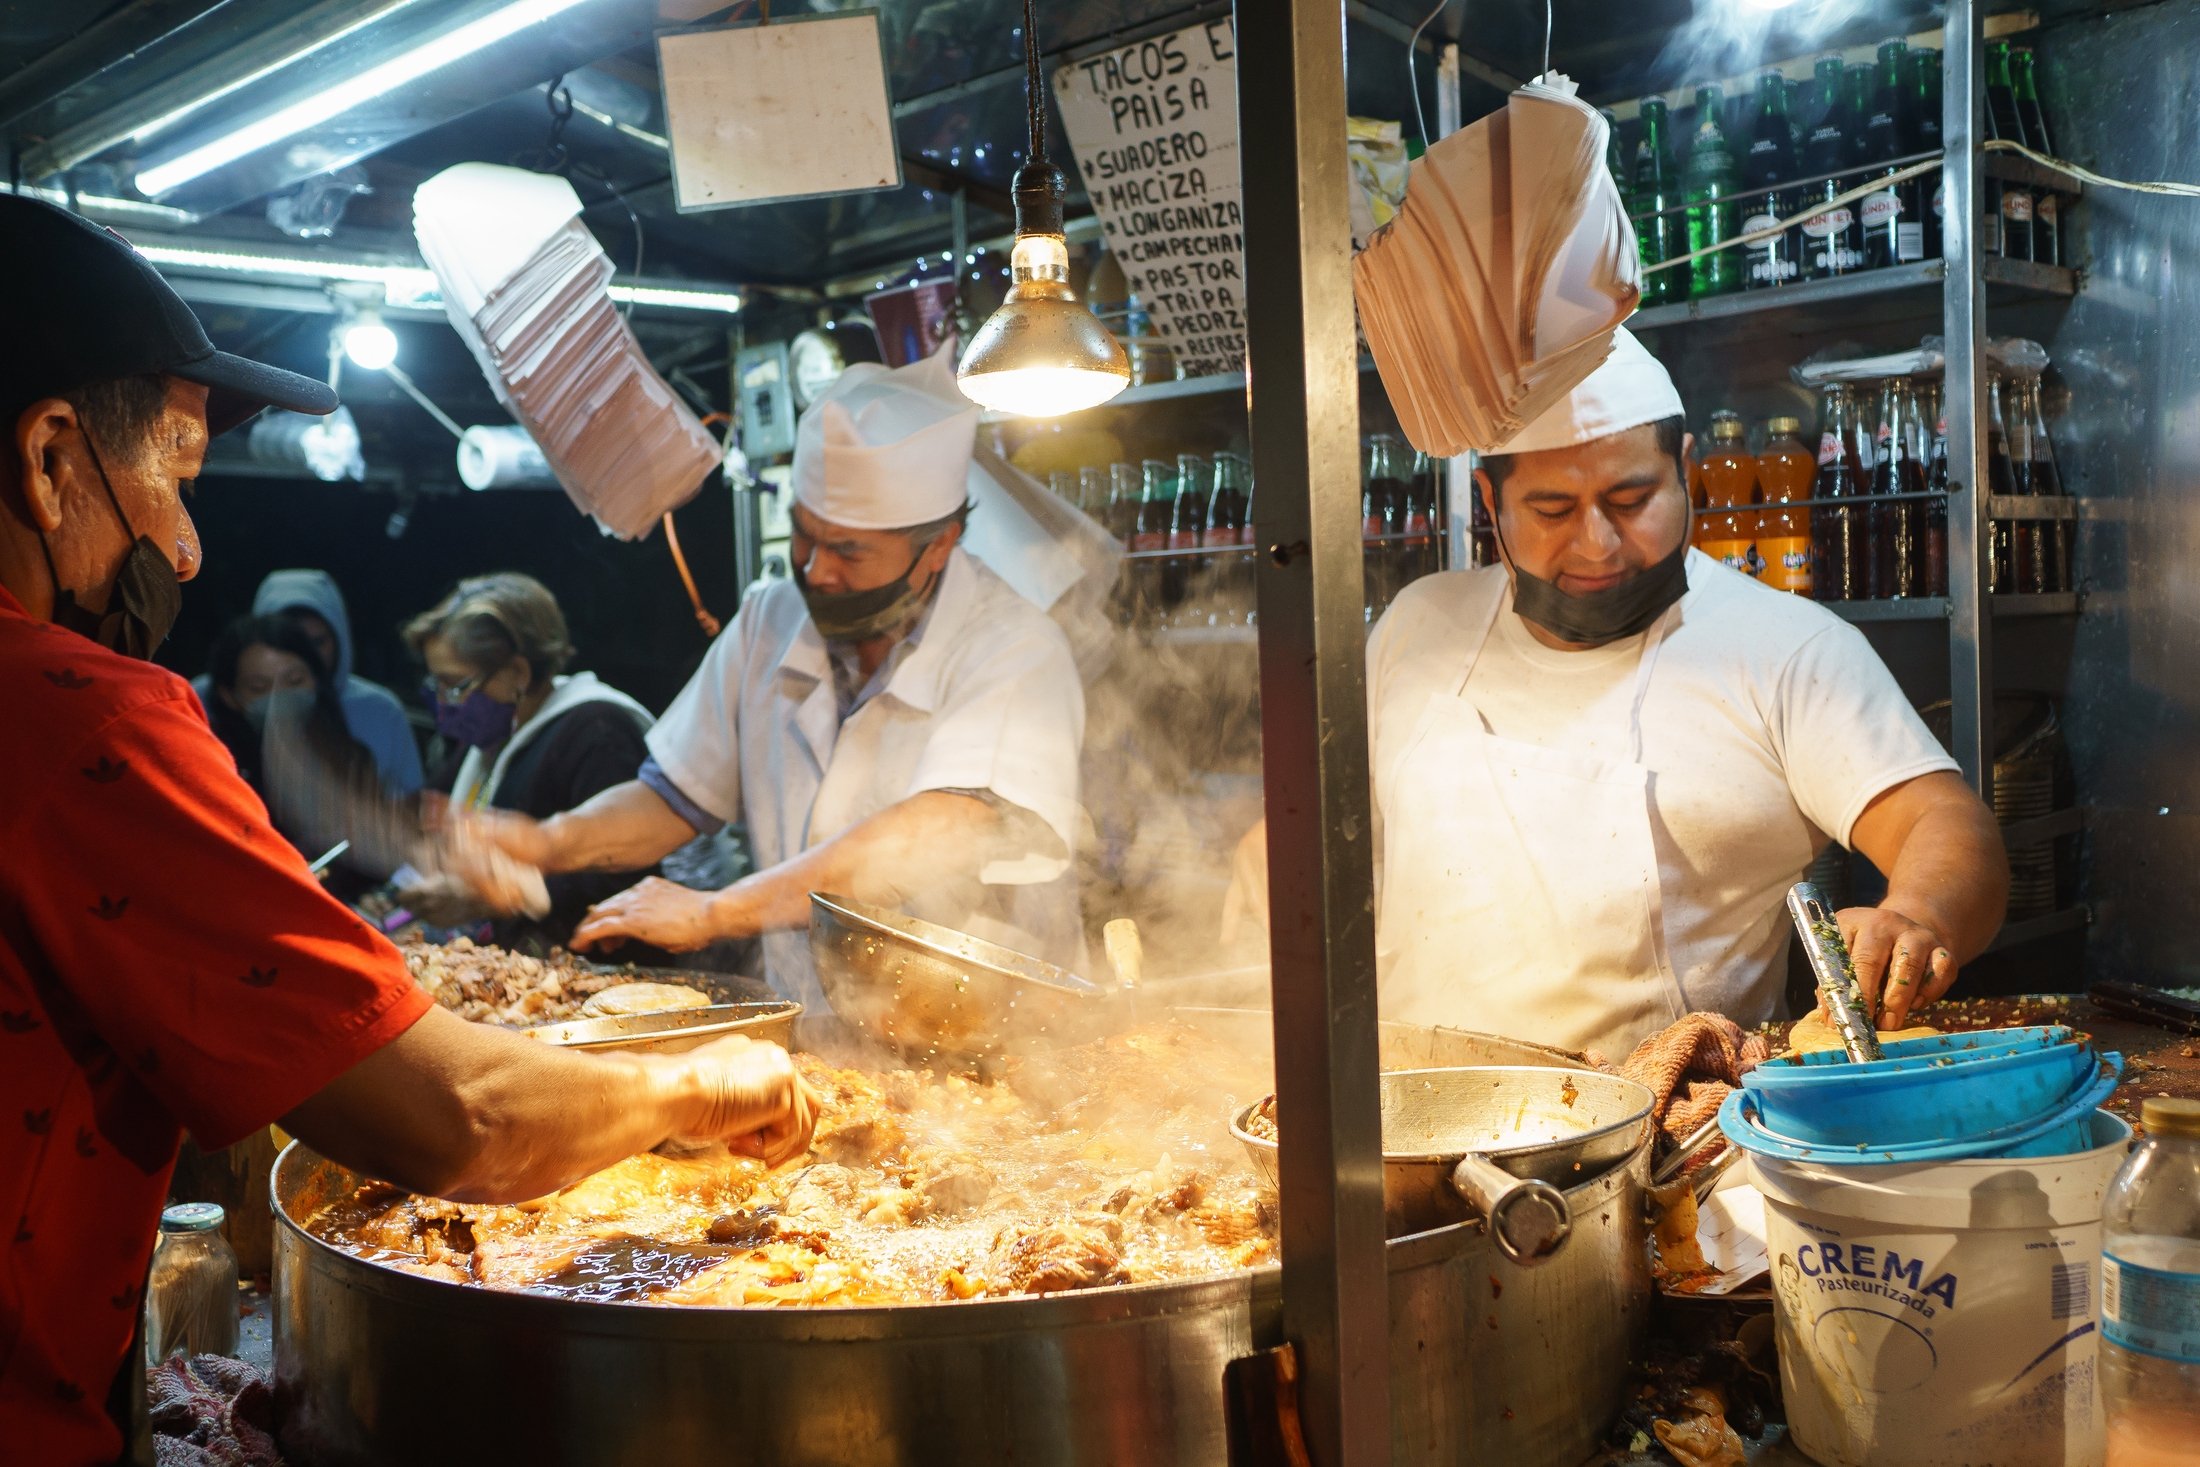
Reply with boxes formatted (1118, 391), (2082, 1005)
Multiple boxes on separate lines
(1754, 415), (1816, 596)
(1697, 411), (1761, 576)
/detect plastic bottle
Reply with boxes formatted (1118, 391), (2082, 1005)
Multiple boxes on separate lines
(1756, 416), (1816, 596)
(1697, 411), (1761, 576)
(146, 1203), (239, 1365)
(2102, 1097), (2200, 1466)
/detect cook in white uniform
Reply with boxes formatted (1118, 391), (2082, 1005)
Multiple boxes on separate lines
(459, 355), (1087, 1010)
(1232, 331), (2009, 1058)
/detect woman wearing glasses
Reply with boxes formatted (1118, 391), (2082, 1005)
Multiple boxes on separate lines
(402, 572), (689, 949)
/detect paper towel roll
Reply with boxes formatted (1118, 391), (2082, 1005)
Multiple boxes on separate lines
(457, 425), (559, 490)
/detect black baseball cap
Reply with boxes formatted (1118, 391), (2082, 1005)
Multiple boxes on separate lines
(0, 193), (339, 437)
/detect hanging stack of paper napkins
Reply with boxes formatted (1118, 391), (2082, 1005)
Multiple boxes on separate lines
(1353, 76), (1642, 456)
(414, 163), (719, 539)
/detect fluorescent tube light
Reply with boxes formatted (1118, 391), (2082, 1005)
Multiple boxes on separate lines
(130, 242), (741, 315)
(606, 284), (743, 313)
(135, 0), (601, 197)
(0, 182), (199, 226)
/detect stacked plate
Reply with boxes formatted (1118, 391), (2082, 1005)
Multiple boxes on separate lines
(414, 163), (720, 540)
(1352, 75), (1641, 457)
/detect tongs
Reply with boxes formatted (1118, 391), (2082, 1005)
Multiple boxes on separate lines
(1786, 882), (1884, 1063)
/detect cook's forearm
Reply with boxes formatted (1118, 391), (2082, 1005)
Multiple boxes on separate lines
(709, 790), (1002, 933)
(539, 781), (697, 873)
(284, 1007), (708, 1203)
(1880, 800), (2009, 963)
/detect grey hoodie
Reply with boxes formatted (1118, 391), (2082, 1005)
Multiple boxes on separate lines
(193, 569), (424, 795)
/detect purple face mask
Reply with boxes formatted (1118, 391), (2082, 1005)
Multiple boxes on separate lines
(433, 687), (517, 748)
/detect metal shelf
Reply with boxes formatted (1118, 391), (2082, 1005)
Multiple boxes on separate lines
(1989, 494), (2079, 520)
(1993, 591), (2081, 617)
(1820, 591), (2080, 623)
(1629, 255), (2077, 332)
(1826, 596), (1949, 622)
(1983, 904), (2090, 953)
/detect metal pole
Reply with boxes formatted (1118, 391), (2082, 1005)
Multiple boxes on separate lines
(1943, 0), (1992, 795)
(1234, 1), (1392, 1462)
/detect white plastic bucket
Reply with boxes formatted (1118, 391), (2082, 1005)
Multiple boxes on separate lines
(1750, 1110), (2134, 1467)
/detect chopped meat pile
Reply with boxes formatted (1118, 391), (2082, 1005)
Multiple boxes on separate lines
(401, 937), (705, 1028)
(309, 1022), (1279, 1305)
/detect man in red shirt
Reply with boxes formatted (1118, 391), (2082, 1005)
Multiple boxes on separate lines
(0, 198), (818, 1465)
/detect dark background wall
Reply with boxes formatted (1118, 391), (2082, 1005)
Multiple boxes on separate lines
(2030, 0), (2200, 987)
(159, 470), (744, 720)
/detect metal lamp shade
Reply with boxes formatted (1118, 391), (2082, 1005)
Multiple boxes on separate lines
(956, 277), (1130, 416)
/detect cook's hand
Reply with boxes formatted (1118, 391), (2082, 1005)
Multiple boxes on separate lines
(435, 814), (551, 918)
(572, 876), (736, 953)
(466, 808), (555, 870)
(395, 871), (490, 927)
(1832, 905), (1956, 1029)
(1218, 821), (1270, 945)
(675, 1035), (819, 1167)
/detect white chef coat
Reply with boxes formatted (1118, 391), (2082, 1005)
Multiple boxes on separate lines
(645, 547), (1087, 1009)
(1367, 550), (1958, 1055)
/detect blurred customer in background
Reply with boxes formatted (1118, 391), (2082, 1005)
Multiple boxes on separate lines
(400, 572), (727, 948)
(192, 567), (423, 796)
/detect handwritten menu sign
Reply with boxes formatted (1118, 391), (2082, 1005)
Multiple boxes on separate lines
(1052, 19), (1245, 379)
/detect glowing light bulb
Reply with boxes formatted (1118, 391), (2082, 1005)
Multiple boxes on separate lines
(342, 316), (398, 371)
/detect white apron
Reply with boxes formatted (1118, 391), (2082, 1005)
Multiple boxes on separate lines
(1375, 580), (1688, 1058)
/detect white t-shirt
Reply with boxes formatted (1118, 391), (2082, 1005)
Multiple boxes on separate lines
(1368, 551), (1959, 1030)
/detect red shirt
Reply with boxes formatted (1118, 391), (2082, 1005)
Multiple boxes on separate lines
(0, 585), (432, 1465)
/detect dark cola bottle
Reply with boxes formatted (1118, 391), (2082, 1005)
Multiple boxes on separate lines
(1741, 72), (1801, 290)
(1812, 385), (1865, 600)
(1799, 57), (1862, 280)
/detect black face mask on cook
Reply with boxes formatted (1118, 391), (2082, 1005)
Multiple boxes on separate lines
(1493, 496), (1689, 649)
(794, 545), (938, 643)
(37, 427), (184, 661)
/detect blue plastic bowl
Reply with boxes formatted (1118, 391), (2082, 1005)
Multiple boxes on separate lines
(1758, 1025), (2078, 1075)
(1719, 1054), (2123, 1165)
(1741, 1028), (2095, 1146)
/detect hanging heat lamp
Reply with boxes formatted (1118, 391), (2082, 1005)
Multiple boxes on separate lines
(954, 0), (1130, 416)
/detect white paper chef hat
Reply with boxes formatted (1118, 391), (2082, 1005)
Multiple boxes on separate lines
(790, 345), (980, 530)
(1487, 328), (1685, 456)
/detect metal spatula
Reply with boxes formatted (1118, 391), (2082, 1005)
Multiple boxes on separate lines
(1786, 882), (1884, 1063)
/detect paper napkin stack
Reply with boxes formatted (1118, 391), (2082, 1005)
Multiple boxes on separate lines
(1353, 77), (1642, 456)
(415, 164), (719, 539)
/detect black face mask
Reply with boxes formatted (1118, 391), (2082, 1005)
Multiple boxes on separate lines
(794, 547), (937, 643)
(1493, 494), (1690, 648)
(37, 429), (183, 661)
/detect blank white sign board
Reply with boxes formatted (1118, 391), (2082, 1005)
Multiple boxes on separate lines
(658, 12), (902, 212)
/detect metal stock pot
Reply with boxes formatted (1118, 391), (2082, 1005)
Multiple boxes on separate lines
(272, 1017), (1649, 1467)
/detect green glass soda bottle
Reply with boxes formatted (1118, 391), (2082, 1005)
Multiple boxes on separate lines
(1634, 96), (1684, 305)
(1684, 85), (1742, 298)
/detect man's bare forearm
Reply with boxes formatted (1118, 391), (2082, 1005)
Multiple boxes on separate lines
(539, 780), (700, 873)
(282, 1006), (714, 1202)
(709, 790), (1013, 933)
(1880, 798), (2009, 963)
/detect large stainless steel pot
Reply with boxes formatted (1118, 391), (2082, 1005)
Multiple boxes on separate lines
(273, 1021), (1648, 1467)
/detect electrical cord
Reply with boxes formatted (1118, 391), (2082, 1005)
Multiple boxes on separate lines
(1641, 157), (1942, 273)
(1984, 137), (2200, 197)
(1406, 0), (1454, 150)
(1022, 0), (1046, 166)
(1644, 142), (2200, 276)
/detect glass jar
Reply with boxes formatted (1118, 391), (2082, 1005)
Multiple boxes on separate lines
(145, 1202), (239, 1365)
